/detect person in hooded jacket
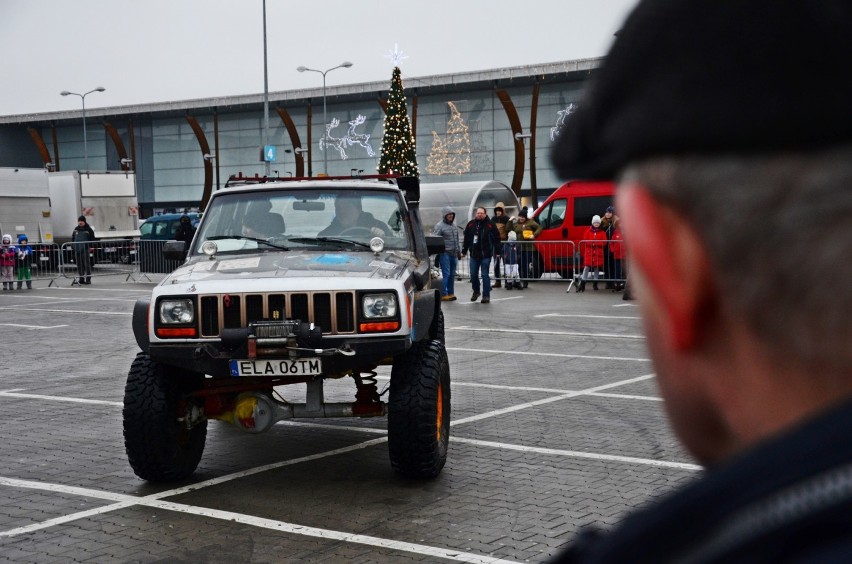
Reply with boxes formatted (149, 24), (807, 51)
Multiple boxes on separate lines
(15, 234), (33, 290)
(432, 206), (463, 301)
(71, 215), (96, 285)
(0, 234), (16, 290)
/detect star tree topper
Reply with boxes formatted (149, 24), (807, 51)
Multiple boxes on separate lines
(384, 44), (409, 67)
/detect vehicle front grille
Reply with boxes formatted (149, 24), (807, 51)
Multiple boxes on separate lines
(199, 292), (356, 337)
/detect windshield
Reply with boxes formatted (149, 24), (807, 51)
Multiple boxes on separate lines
(193, 188), (412, 255)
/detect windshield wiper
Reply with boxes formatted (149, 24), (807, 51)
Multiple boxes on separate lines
(206, 235), (290, 251)
(288, 236), (370, 249)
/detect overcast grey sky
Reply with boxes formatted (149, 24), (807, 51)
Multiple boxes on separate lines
(0, 0), (637, 117)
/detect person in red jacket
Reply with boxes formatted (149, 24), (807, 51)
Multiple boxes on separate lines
(578, 215), (606, 292)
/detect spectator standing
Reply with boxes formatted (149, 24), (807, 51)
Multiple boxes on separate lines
(491, 202), (509, 288)
(578, 215), (606, 292)
(432, 206), (462, 301)
(609, 223), (626, 291)
(15, 234), (33, 290)
(0, 234), (15, 290)
(461, 207), (501, 304)
(175, 214), (197, 246)
(505, 207), (542, 287)
(501, 230), (522, 290)
(599, 206), (620, 288)
(71, 215), (95, 285)
(549, 1), (852, 562)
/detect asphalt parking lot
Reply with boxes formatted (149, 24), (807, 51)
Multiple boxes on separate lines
(0, 274), (699, 563)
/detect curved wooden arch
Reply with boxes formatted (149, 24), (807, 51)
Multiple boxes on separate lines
(103, 122), (131, 171)
(27, 127), (53, 167)
(185, 115), (213, 211)
(529, 83), (541, 209)
(275, 107), (304, 177)
(495, 89), (525, 196)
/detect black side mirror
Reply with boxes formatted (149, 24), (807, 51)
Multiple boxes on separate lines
(425, 235), (444, 256)
(162, 240), (186, 260)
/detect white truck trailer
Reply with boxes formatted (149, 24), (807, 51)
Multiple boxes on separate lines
(47, 170), (141, 244)
(0, 168), (54, 243)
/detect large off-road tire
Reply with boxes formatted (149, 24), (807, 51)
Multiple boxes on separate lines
(123, 352), (207, 482)
(429, 309), (445, 344)
(388, 339), (450, 479)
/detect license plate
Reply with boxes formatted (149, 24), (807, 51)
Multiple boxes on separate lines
(229, 358), (322, 377)
(105, 247), (117, 252)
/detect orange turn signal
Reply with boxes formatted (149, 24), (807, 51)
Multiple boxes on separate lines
(156, 327), (198, 338)
(359, 321), (400, 333)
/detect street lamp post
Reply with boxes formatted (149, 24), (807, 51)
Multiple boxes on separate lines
(297, 62), (353, 175)
(60, 87), (106, 171)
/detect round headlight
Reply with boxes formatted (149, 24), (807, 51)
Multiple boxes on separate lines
(201, 240), (218, 256)
(160, 299), (195, 324)
(362, 293), (397, 318)
(369, 237), (384, 253)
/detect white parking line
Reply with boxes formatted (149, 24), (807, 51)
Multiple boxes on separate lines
(449, 326), (645, 339)
(0, 307), (131, 316)
(0, 390), (121, 406)
(451, 437), (700, 471)
(447, 346), (650, 362)
(0, 450), (521, 563)
(455, 295), (525, 305)
(451, 374), (656, 426)
(0, 323), (69, 330)
(535, 313), (641, 320)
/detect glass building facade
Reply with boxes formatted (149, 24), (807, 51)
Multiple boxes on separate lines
(0, 59), (599, 215)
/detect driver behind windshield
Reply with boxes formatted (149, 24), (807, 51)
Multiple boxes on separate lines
(318, 194), (390, 237)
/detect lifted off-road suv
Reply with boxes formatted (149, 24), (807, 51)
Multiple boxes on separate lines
(126, 174), (449, 482)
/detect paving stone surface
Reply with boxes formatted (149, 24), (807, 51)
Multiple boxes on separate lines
(0, 275), (697, 563)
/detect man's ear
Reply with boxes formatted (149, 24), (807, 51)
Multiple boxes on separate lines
(617, 185), (715, 350)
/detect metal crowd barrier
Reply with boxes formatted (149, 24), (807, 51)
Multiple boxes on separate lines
(6, 242), (63, 288)
(433, 239), (628, 293)
(132, 239), (185, 280)
(571, 239), (628, 292)
(60, 239), (139, 285)
(441, 240), (577, 284)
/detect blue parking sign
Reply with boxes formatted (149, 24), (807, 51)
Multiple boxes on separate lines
(263, 145), (277, 162)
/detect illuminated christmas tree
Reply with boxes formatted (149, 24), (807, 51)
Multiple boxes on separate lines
(427, 102), (471, 175)
(378, 67), (419, 177)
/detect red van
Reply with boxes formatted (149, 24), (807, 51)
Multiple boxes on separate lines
(530, 180), (615, 278)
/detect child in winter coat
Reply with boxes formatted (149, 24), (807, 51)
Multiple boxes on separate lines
(502, 230), (523, 290)
(1, 234), (16, 290)
(15, 234), (33, 290)
(578, 215), (607, 292)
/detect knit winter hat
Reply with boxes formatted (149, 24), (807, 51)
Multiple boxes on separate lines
(592, 215), (602, 226)
(519, 207), (529, 219)
(78, 215), (87, 222)
(1, 234), (10, 244)
(507, 231), (517, 241)
(17, 234), (27, 243)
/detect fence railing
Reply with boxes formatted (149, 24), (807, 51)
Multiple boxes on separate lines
(7, 237), (628, 293)
(435, 239), (628, 293)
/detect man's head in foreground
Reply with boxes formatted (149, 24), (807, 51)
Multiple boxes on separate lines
(552, 0), (852, 466)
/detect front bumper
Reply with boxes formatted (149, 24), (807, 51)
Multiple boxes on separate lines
(148, 335), (410, 378)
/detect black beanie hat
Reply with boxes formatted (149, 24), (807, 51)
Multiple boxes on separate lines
(78, 215), (86, 222)
(551, 0), (852, 180)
